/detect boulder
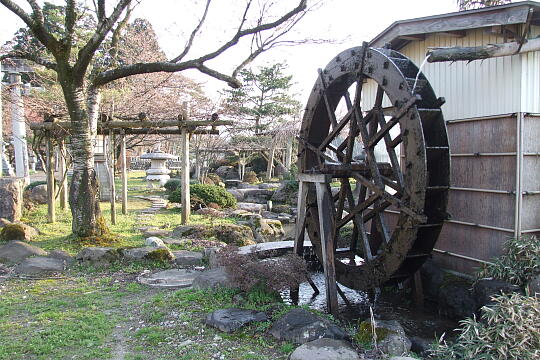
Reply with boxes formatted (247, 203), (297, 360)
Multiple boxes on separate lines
(438, 277), (476, 320)
(0, 240), (48, 264)
(121, 247), (175, 262)
(0, 222), (39, 242)
(214, 224), (255, 246)
(145, 237), (166, 248)
(356, 320), (411, 356)
(216, 166), (239, 180)
(14, 256), (65, 275)
(227, 189), (244, 201)
(76, 247), (121, 264)
(269, 308), (347, 344)
(172, 250), (203, 266)
(528, 274), (540, 295)
(48, 250), (75, 265)
(472, 278), (523, 310)
(28, 184), (48, 204)
(271, 182), (298, 204)
(205, 308), (268, 333)
(0, 178), (24, 222)
(192, 267), (235, 290)
(248, 217), (285, 243)
(236, 202), (265, 213)
(289, 338), (360, 360)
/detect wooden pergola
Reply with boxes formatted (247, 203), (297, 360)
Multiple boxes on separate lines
(30, 107), (232, 225)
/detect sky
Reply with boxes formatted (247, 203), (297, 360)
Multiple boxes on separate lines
(0, 0), (459, 103)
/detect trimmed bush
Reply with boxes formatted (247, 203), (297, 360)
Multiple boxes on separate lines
(164, 179), (181, 193)
(169, 184), (236, 209)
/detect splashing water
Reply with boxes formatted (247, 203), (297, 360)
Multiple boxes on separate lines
(412, 54), (430, 94)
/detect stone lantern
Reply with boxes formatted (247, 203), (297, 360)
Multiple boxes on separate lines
(140, 150), (177, 187)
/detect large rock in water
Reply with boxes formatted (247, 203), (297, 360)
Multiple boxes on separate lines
(28, 184), (48, 204)
(0, 178), (24, 222)
(205, 308), (268, 333)
(0, 240), (48, 264)
(269, 308), (347, 344)
(289, 338), (360, 360)
(356, 320), (411, 356)
(14, 256), (65, 275)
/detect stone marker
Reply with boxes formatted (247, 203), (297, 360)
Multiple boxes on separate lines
(138, 269), (198, 288)
(14, 256), (65, 275)
(205, 308), (267, 333)
(269, 308), (347, 344)
(0, 240), (48, 264)
(289, 338), (360, 360)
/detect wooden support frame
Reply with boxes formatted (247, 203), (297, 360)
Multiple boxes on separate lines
(295, 173), (339, 316)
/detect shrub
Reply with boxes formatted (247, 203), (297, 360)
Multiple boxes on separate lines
(477, 235), (540, 286)
(191, 184), (236, 208)
(431, 293), (540, 360)
(164, 179), (181, 193)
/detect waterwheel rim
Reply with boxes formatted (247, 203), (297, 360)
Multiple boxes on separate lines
(299, 46), (450, 291)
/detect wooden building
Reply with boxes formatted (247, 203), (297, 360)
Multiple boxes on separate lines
(366, 1), (540, 273)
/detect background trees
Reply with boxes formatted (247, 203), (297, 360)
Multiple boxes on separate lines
(222, 62), (301, 135)
(0, 0), (311, 238)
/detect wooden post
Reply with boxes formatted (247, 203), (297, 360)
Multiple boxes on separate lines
(109, 130), (116, 225)
(120, 130), (128, 215)
(58, 139), (68, 210)
(266, 143), (276, 181)
(46, 133), (55, 223)
(180, 102), (190, 224)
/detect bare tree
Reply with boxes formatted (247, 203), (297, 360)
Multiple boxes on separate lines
(0, 0), (310, 238)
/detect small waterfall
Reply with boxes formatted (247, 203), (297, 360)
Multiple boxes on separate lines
(412, 54), (430, 94)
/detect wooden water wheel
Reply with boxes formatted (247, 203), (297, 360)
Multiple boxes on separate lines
(297, 45), (450, 293)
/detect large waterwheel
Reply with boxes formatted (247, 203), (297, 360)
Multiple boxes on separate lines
(297, 45), (450, 292)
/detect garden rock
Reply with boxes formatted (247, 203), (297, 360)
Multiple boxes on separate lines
(14, 256), (65, 275)
(528, 274), (540, 295)
(28, 184), (48, 204)
(48, 250), (75, 265)
(236, 202), (264, 214)
(473, 278), (523, 310)
(248, 217), (284, 243)
(214, 224), (255, 246)
(0, 222), (39, 242)
(145, 236), (166, 248)
(0, 240), (48, 264)
(289, 338), (360, 360)
(121, 247), (175, 262)
(205, 308), (267, 333)
(76, 247), (120, 264)
(215, 166), (239, 180)
(192, 267), (235, 290)
(227, 189), (244, 201)
(438, 278), (476, 320)
(269, 308), (347, 344)
(0, 178), (24, 222)
(138, 269), (197, 288)
(357, 320), (411, 356)
(172, 250), (203, 266)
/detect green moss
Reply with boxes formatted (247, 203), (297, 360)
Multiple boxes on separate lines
(0, 224), (27, 242)
(354, 320), (393, 348)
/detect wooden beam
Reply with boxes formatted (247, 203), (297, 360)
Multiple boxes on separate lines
(120, 131), (128, 215)
(46, 134), (55, 223)
(427, 36), (540, 63)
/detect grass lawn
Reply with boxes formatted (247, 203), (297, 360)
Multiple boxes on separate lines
(21, 170), (236, 254)
(0, 266), (299, 360)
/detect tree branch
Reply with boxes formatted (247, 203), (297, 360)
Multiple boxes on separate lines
(75, 0), (132, 81)
(0, 52), (58, 71)
(171, 0), (212, 63)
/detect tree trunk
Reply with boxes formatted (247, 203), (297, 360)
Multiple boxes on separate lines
(62, 81), (105, 238)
